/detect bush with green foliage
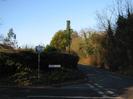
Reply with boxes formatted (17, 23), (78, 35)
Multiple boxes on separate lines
(11, 66), (33, 86)
(44, 45), (59, 53)
(50, 30), (69, 51)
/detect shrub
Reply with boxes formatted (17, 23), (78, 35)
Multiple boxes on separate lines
(44, 45), (59, 53)
(11, 66), (33, 86)
(0, 52), (17, 76)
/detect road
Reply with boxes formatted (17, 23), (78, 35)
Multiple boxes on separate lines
(79, 65), (133, 99)
(0, 65), (133, 99)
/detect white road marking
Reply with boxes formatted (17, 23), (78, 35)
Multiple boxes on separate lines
(106, 90), (115, 95)
(27, 95), (119, 99)
(88, 84), (95, 89)
(92, 83), (117, 96)
(94, 83), (103, 88)
(97, 85), (103, 88)
(87, 84), (107, 97)
(87, 83), (117, 97)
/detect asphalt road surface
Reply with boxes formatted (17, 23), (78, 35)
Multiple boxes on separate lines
(0, 65), (133, 99)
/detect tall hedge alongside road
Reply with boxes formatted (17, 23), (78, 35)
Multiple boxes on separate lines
(0, 50), (79, 77)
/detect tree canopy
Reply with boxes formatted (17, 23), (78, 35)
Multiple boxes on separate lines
(50, 30), (69, 51)
(3, 28), (17, 48)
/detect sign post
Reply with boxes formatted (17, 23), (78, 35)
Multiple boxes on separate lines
(35, 45), (44, 79)
(38, 53), (40, 79)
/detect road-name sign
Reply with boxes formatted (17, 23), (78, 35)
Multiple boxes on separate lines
(35, 45), (44, 53)
(48, 64), (61, 68)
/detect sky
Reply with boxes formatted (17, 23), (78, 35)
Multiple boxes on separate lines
(0, 0), (114, 47)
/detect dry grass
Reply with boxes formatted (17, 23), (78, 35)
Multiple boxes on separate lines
(0, 49), (15, 53)
(78, 55), (97, 65)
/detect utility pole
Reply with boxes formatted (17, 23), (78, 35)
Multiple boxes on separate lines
(66, 20), (71, 54)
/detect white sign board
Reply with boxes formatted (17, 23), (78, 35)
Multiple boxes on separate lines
(35, 45), (44, 53)
(48, 64), (61, 68)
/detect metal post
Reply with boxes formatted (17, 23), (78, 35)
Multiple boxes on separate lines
(36, 45), (43, 80)
(38, 53), (40, 79)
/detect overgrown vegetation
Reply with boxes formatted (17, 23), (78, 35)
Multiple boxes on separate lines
(0, 0), (133, 87)
(104, 1), (133, 74)
(0, 49), (80, 86)
(73, 0), (133, 76)
(0, 19), (81, 86)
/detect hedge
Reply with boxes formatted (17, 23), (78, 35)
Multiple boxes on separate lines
(41, 52), (79, 69)
(0, 51), (79, 76)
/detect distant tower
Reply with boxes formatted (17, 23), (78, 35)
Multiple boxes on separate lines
(66, 20), (71, 53)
